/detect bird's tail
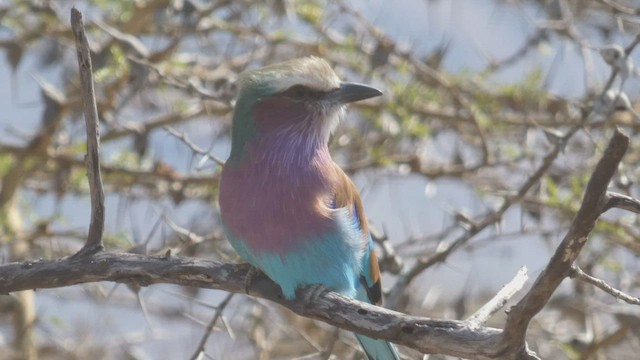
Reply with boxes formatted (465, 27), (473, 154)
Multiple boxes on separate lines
(355, 333), (401, 360)
(353, 283), (401, 360)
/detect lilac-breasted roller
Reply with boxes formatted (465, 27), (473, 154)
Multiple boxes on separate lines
(219, 57), (400, 360)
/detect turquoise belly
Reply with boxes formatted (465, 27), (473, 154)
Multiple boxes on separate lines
(223, 211), (365, 299)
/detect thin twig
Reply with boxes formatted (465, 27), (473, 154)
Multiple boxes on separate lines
(189, 293), (235, 360)
(71, 7), (105, 256)
(319, 328), (341, 360)
(161, 213), (222, 245)
(570, 266), (640, 306)
(164, 126), (225, 166)
(387, 123), (575, 309)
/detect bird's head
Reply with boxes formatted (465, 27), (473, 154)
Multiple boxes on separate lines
(227, 57), (382, 164)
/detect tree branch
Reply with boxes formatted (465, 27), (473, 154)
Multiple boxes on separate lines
(0, 252), (504, 359)
(387, 123), (574, 309)
(569, 266), (640, 306)
(71, 7), (105, 256)
(603, 191), (640, 214)
(189, 293), (235, 360)
(467, 267), (529, 328)
(500, 127), (630, 356)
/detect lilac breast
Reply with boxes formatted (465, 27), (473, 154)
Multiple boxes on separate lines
(219, 140), (336, 254)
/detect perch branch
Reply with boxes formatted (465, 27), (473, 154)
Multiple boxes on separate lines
(0, 252), (503, 360)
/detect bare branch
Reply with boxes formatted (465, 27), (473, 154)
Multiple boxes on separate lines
(600, 0), (640, 16)
(624, 32), (640, 55)
(102, 104), (209, 142)
(467, 267), (529, 328)
(164, 126), (226, 166)
(387, 124), (578, 309)
(501, 128), (630, 354)
(569, 266), (640, 305)
(369, 225), (403, 274)
(189, 293), (235, 360)
(603, 191), (640, 214)
(71, 7), (105, 256)
(0, 252), (507, 359)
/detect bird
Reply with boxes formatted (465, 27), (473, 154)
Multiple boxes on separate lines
(219, 56), (400, 360)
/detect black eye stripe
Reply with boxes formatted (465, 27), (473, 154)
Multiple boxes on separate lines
(282, 85), (324, 99)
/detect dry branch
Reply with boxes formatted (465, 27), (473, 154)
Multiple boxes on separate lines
(500, 128), (630, 358)
(570, 266), (640, 305)
(0, 252), (503, 359)
(604, 191), (640, 214)
(189, 293), (235, 360)
(387, 124), (576, 309)
(467, 267), (529, 328)
(71, 7), (105, 256)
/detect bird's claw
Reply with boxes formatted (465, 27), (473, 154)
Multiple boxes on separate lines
(300, 284), (328, 303)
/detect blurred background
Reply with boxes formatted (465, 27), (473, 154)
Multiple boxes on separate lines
(1, 0), (640, 359)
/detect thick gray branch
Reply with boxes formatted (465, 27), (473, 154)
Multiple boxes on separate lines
(0, 252), (507, 359)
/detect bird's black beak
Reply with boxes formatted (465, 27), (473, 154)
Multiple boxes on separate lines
(328, 82), (383, 104)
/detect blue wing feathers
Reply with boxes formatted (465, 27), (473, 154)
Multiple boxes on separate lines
(336, 171), (400, 359)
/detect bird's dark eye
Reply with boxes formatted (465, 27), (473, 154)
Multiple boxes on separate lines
(284, 85), (311, 100)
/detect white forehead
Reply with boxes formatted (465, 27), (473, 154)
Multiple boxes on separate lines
(239, 56), (342, 94)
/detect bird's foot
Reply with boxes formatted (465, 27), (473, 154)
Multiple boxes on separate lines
(299, 284), (329, 303)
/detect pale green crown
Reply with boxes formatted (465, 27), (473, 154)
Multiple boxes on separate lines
(238, 56), (341, 96)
